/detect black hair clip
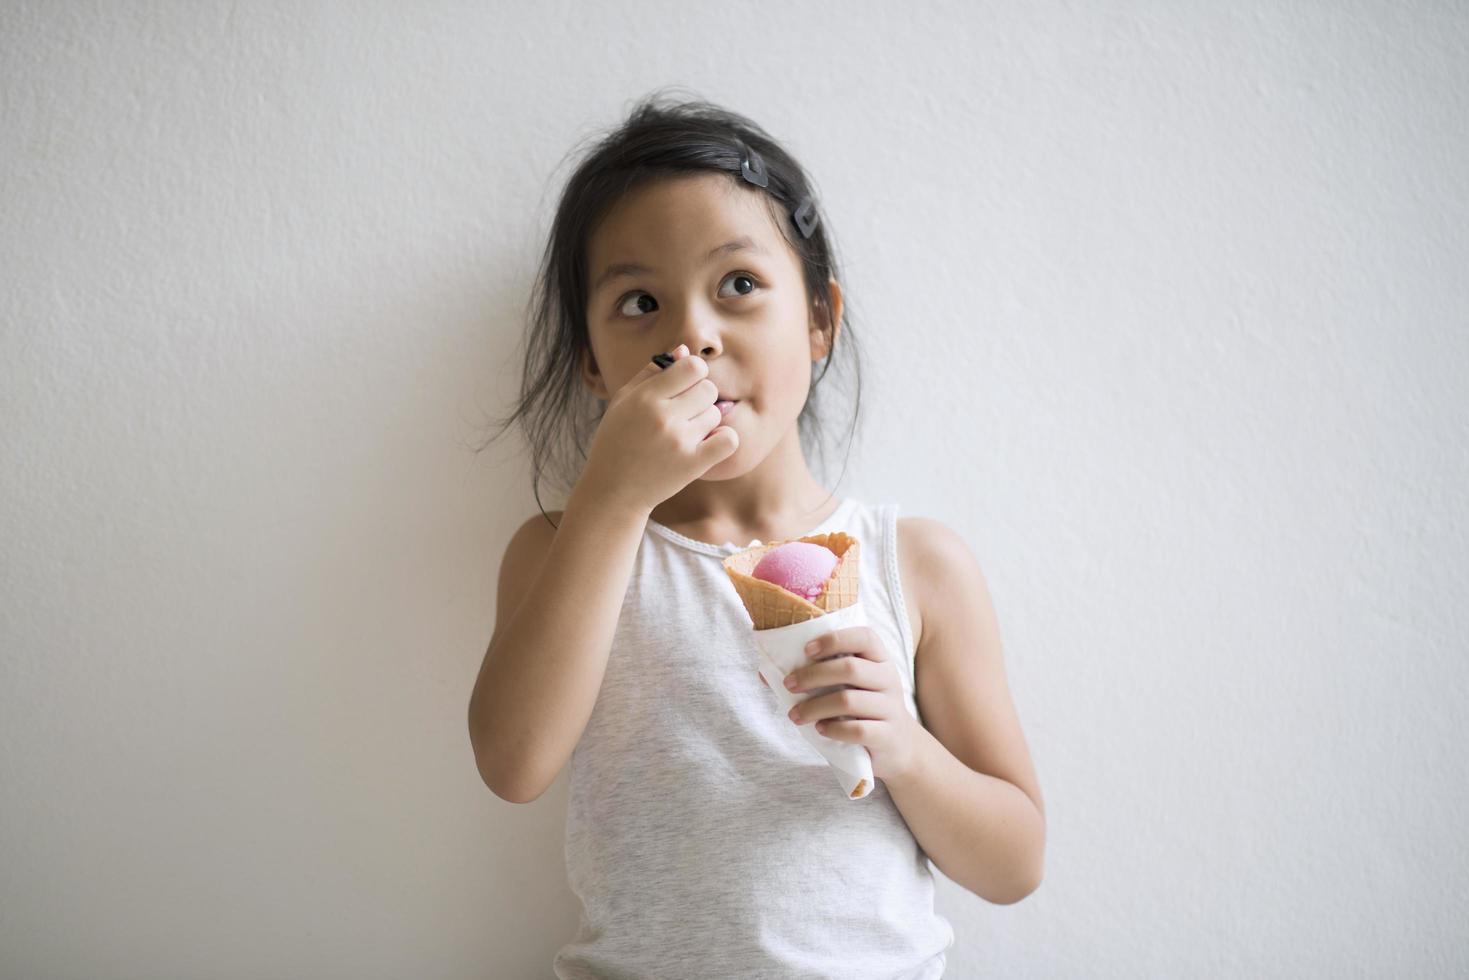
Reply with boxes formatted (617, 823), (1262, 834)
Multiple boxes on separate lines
(739, 142), (818, 240)
(739, 145), (769, 188)
(793, 195), (819, 239)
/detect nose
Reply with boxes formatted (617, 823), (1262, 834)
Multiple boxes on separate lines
(673, 334), (719, 360)
(661, 294), (725, 361)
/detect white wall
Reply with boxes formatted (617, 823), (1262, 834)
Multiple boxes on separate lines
(3, 1), (1466, 977)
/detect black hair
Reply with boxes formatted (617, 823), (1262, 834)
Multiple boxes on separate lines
(477, 88), (863, 527)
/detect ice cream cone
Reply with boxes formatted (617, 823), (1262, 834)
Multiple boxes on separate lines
(723, 532), (873, 800)
(721, 532), (860, 629)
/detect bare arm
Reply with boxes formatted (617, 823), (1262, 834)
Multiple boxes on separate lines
(467, 487), (650, 803)
(884, 517), (1045, 903)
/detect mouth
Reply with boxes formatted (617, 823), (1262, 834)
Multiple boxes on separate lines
(715, 395), (739, 417)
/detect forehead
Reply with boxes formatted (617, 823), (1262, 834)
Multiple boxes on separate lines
(586, 173), (787, 270)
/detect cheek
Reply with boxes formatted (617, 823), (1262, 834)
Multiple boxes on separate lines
(742, 306), (817, 411)
(760, 354), (812, 416)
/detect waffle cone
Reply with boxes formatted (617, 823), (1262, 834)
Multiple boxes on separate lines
(721, 532), (860, 629)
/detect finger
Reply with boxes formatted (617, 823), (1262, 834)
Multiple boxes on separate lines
(689, 403), (722, 433)
(788, 689), (892, 726)
(696, 405), (725, 443)
(628, 344), (693, 398)
(650, 343), (690, 370)
(671, 377), (718, 419)
(619, 355), (671, 397)
(807, 717), (876, 742)
(647, 350), (708, 401)
(785, 653), (885, 694)
(804, 626), (888, 663)
(696, 421), (738, 460)
(618, 342), (685, 398)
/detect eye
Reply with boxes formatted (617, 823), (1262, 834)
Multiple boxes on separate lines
(615, 291), (658, 318)
(614, 272), (762, 319)
(718, 272), (761, 299)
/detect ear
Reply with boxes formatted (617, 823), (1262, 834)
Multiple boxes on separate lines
(809, 278), (845, 362)
(581, 344), (610, 400)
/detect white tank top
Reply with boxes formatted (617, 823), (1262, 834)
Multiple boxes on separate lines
(553, 497), (955, 979)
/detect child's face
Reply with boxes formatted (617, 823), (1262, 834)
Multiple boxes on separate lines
(581, 173), (840, 477)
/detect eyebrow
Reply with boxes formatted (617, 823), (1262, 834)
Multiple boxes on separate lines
(592, 236), (768, 293)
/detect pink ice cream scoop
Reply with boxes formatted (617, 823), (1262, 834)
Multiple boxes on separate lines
(750, 542), (839, 602)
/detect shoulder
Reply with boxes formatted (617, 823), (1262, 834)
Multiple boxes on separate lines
(896, 515), (988, 646)
(505, 509), (562, 558)
(896, 515), (971, 565)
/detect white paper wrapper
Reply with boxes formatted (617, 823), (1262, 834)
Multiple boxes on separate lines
(751, 600), (875, 800)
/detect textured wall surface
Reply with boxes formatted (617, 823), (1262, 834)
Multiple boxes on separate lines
(3, 1), (1466, 977)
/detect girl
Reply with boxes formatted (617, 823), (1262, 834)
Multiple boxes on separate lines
(469, 92), (1045, 979)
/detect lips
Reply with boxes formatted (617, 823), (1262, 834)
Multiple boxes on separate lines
(715, 393), (739, 417)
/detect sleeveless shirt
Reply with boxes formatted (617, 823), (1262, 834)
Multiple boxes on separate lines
(552, 497), (955, 979)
